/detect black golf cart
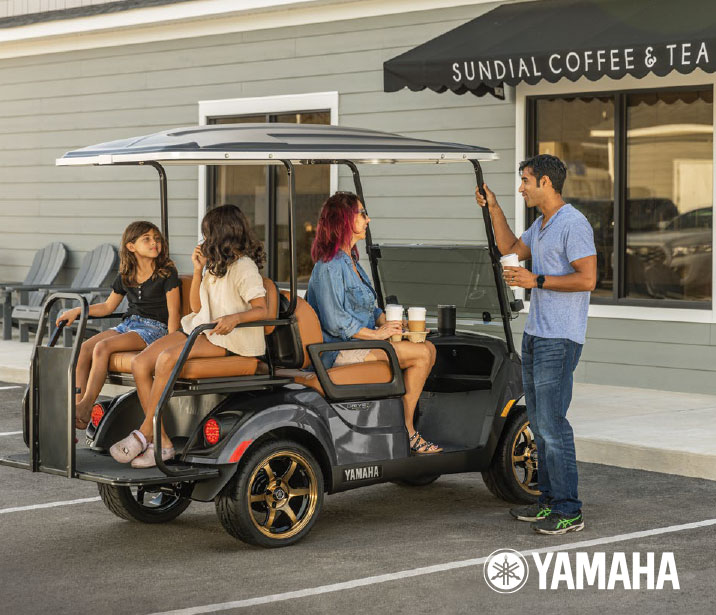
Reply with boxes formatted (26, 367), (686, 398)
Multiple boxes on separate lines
(0, 124), (537, 547)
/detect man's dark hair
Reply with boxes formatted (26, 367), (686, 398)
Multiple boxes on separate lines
(519, 154), (567, 194)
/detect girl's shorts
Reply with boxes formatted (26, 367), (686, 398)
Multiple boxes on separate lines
(333, 348), (372, 366)
(113, 315), (168, 346)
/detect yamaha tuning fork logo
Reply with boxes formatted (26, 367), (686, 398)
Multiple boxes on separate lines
(483, 549), (680, 592)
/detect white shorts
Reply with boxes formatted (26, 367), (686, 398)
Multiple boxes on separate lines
(333, 348), (372, 367)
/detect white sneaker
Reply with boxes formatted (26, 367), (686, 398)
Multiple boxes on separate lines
(131, 443), (175, 468)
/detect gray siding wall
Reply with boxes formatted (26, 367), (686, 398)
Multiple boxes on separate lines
(0, 2), (714, 394)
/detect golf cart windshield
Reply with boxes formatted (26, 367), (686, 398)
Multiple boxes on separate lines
(375, 244), (517, 334)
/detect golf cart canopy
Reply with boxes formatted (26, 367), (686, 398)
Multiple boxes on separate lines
(56, 124), (497, 166)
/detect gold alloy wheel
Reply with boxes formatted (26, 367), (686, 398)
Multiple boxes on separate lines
(511, 421), (540, 496)
(247, 450), (319, 540)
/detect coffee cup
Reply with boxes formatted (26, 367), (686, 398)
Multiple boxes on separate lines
(500, 253), (520, 289)
(407, 306), (427, 332)
(385, 304), (404, 342)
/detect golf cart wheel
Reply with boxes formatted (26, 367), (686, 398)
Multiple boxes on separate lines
(481, 405), (539, 505)
(392, 474), (441, 487)
(216, 439), (324, 548)
(97, 484), (191, 524)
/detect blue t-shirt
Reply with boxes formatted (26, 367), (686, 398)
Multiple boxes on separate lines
(520, 204), (596, 345)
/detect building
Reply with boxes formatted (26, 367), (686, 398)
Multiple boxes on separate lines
(1, 0), (715, 393)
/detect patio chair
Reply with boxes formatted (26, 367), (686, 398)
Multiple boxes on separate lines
(0, 242), (67, 341)
(7, 243), (118, 344)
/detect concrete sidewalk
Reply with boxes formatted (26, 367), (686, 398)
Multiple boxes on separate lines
(1, 334), (714, 481)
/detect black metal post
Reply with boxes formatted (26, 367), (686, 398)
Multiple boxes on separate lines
(146, 161), (169, 240)
(280, 160), (298, 317)
(471, 160), (517, 356)
(342, 160), (385, 310)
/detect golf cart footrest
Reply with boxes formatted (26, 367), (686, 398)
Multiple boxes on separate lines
(0, 450), (220, 485)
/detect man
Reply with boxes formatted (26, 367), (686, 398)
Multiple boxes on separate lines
(476, 154), (596, 535)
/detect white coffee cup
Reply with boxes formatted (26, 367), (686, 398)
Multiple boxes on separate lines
(407, 306), (427, 332)
(500, 253), (520, 289)
(385, 304), (404, 342)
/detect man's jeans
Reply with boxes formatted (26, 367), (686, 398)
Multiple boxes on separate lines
(521, 333), (583, 516)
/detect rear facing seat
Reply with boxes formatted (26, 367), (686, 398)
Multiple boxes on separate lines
(275, 292), (393, 397)
(107, 275), (278, 380)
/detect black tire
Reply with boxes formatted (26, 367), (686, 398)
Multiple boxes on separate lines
(392, 474), (441, 487)
(481, 405), (539, 505)
(97, 484), (191, 524)
(216, 439), (324, 548)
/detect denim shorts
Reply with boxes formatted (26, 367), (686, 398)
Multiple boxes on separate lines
(113, 314), (168, 346)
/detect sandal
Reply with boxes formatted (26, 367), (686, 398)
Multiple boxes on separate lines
(109, 430), (148, 463)
(75, 416), (90, 430)
(131, 443), (175, 469)
(409, 430), (443, 455)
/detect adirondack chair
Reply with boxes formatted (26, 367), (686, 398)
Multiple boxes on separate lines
(7, 243), (118, 344)
(0, 242), (67, 341)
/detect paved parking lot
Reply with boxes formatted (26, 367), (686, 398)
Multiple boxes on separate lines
(1, 383), (714, 615)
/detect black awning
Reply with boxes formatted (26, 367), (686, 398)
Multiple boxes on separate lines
(384, 0), (716, 98)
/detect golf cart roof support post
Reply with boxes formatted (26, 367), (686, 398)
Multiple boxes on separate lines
(341, 160), (385, 311)
(280, 160), (298, 317)
(145, 161), (168, 241)
(471, 160), (516, 356)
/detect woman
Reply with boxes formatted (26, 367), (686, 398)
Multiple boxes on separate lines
(306, 192), (440, 454)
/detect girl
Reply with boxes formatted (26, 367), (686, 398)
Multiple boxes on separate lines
(57, 221), (180, 429)
(305, 192), (440, 454)
(110, 204), (269, 468)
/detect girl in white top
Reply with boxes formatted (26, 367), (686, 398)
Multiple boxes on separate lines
(109, 205), (268, 468)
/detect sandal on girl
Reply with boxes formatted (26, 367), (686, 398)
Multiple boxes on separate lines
(131, 443), (175, 469)
(75, 415), (90, 430)
(109, 430), (147, 463)
(409, 431), (443, 455)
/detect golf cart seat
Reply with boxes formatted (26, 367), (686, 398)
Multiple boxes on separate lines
(107, 275), (278, 380)
(273, 292), (393, 396)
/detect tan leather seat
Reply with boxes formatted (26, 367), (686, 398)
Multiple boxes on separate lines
(108, 275), (277, 380)
(278, 291), (395, 396)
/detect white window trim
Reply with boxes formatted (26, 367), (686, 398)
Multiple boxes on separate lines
(197, 91), (339, 238)
(515, 69), (716, 324)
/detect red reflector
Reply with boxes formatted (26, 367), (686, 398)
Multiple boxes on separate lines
(204, 418), (221, 445)
(90, 404), (104, 427)
(229, 440), (253, 463)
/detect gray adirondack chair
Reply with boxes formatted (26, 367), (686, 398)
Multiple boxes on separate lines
(8, 243), (118, 343)
(0, 242), (67, 340)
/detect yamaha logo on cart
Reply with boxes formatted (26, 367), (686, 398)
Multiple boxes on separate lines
(343, 465), (382, 482)
(483, 549), (680, 592)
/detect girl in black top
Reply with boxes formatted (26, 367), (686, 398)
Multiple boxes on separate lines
(57, 221), (180, 428)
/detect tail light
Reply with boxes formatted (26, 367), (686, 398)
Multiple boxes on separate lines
(204, 418), (221, 446)
(90, 403), (105, 427)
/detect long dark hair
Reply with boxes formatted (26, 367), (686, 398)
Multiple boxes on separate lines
(310, 192), (360, 263)
(201, 204), (265, 278)
(119, 221), (174, 286)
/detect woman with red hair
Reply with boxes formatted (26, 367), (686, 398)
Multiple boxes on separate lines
(306, 192), (441, 454)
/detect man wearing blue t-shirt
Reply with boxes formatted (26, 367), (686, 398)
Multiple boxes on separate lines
(476, 154), (596, 535)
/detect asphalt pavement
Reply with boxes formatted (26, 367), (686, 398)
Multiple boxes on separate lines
(0, 383), (714, 615)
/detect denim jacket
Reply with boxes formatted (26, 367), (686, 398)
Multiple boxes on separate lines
(306, 250), (383, 368)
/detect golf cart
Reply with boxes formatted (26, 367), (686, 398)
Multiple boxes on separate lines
(0, 124), (536, 548)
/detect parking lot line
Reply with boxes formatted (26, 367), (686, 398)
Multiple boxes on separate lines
(0, 496), (101, 515)
(0, 431), (22, 436)
(0, 386), (22, 390)
(146, 517), (716, 615)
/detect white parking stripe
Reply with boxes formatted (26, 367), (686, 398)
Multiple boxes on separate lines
(0, 386), (22, 390)
(0, 496), (101, 515)
(147, 517), (716, 615)
(0, 431), (22, 436)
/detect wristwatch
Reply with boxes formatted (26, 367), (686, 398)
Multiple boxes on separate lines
(536, 275), (546, 289)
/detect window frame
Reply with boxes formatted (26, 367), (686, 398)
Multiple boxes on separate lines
(197, 92), (339, 282)
(516, 71), (716, 324)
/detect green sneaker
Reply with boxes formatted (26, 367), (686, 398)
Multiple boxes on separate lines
(531, 511), (584, 535)
(509, 502), (551, 522)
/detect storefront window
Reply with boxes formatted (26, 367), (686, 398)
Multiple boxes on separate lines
(208, 111), (330, 282)
(530, 88), (713, 307)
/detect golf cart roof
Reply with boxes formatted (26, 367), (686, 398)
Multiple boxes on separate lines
(56, 123), (497, 166)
